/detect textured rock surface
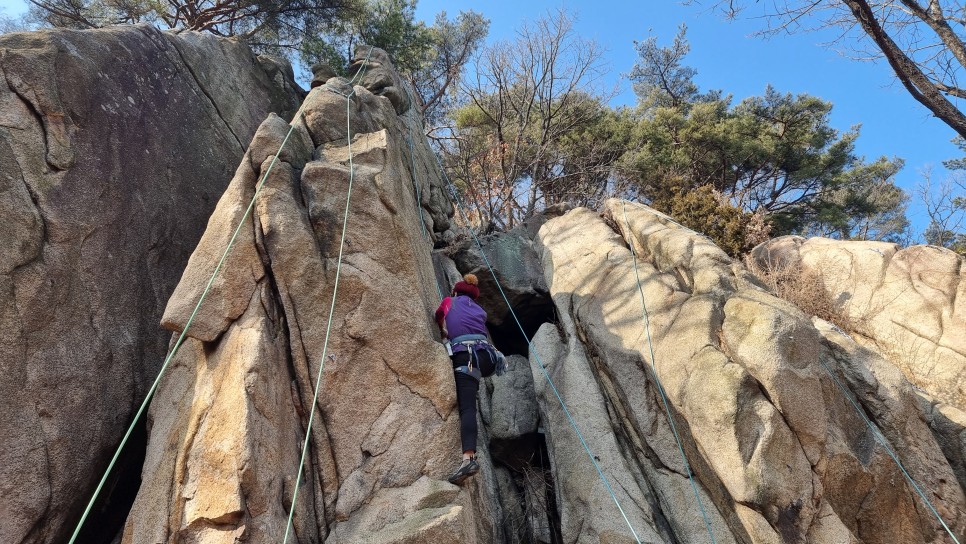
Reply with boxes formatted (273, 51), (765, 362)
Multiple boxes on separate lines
(750, 236), (965, 411)
(124, 47), (489, 543)
(751, 235), (966, 501)
(448, 230), (549, 327)
(0, 24), (300, 544)
(445, 223), (554, 356)
(530, 200), (966, 543)
(16, 25), (964, 544)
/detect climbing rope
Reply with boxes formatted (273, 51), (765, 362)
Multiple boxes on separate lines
(817, 357), (961, 543)
(621, 202), (718, 543)
(406, 135), (429, 241)
(281, 47), (372, 544)
(68, 92), (316, 544)
(428, 154), (644, 544)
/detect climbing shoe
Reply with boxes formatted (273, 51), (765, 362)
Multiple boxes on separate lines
(447, 457), (480, 485)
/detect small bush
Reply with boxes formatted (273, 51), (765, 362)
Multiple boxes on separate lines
(651, 183), (771, 256)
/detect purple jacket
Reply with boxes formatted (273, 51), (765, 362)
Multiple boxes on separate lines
(435, 296), (488, 353)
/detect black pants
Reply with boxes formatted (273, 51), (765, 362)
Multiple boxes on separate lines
(452, 349), (495, 453)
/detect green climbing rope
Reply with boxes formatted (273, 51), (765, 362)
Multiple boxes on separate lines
(405, 129), (445, 303)
(430, 154), (644, 544)
(818, 357), (961, 543)
(624, 199), (960, 543)
(621, 201), (718, 543)
(68, 96), (315, 544)
(281, 47), (372, 544)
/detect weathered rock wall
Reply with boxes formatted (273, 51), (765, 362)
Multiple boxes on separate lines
(123, 47), (486, 544)
(751, 235), (966, 502)
(529, 201), (966, 543)
(750, 236), (965, 411)
(16, 24), (964, 544)
(0, 24), (300, 544)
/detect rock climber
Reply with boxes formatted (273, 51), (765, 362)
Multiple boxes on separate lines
(435, 273), (501, 485)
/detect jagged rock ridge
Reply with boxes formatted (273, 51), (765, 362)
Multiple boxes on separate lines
(124, 47), (476, 543)
(127, 44), (966, 544)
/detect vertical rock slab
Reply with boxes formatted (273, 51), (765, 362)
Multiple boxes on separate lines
(534, 206), (734, 544)
(751, 236), (966, 412)
(532, 200), (966, 543)
(0, 25), (300, 544)
(752, 236), (966, 493)
(125, 47), (495, 543)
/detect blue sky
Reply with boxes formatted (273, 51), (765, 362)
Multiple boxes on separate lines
(416, 0), (958, 234)
(2, 0), (959, 233)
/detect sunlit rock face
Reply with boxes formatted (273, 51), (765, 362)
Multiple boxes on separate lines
(123, 46), (484, 544)
(751, 236), (965, 412)
(753, 235), (966, 494)
(529, 201), (965, 543)
(23, 26), (961, 543)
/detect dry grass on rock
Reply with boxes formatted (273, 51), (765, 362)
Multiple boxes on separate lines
(744, 255), (857, 334)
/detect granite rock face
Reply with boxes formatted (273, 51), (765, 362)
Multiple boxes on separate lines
(124, 47), (488, 544)
(750, 236), (965, 411)
(139, 140), (966, 542)
(751, 235), (966, 501)
(0, 24), (300, 544)
(528, 201), (966, 543)
(12, 24), (963, 544)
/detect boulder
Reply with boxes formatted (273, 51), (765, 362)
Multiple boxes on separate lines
(0, 24), (300, 544)
(750, 236), (966, 411)
(751, 235), (966, 499)
(448, 231), (548, 320)
(482, 354), (539, 442)
(348, 45), (411, 115)
(14, 23), (961, 544)
(445, 224), (554, 356)
(310, 61), (339, 88)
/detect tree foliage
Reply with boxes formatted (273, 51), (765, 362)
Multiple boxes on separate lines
(301, 0), (431, 74)
(444, 9), (612, 229)
(652, 182), (773, 255)
(406, 10), (489, 129)
(0, 7), (31, 32)
(807, 157), (909, 241)
(25, 0), (354, 51)
(918, 167), (966, 253)
(617, 26), (909, 241)
(627, 25), (701, 109)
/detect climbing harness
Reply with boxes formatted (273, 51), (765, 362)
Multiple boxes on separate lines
(454, 364), (483, 381)
(68, 86), (318, 544)
(282, 46), (373, 544)
(450, 333), (509, 379)
(622, 201), (718, 544)
(450, 333), (489, 345)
